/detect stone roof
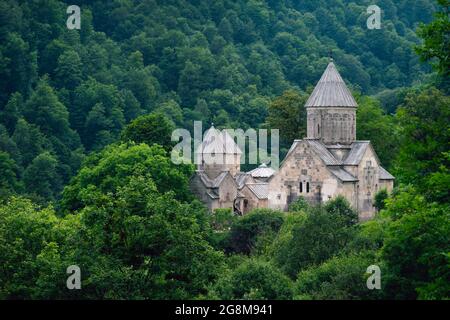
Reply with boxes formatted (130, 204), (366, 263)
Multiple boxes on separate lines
(305, 60), (358, 108)
(379, 166), (395, 180)
(280, 139), (394, 183)
(197, 170), (232, 188)
(328, 167), (358, 182)
(246, 183), (269, 199)
(206, 189), (219, 199)
(234, 172), (253, 189)
(248, 163), (276, 178)
(302, 140), (374, 167)
(343, 141), (370, 165)
(196, 125), (242, 155)
(306, 139), (342, 165)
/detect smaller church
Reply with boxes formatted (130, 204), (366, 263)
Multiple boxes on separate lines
(190, 60), (394, 220)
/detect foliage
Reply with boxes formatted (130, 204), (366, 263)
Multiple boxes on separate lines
(374, 189), (389, 211)
(266, 90), (307, 150)
(380, 188), (450, 300)
(356, 95), (399, 169)
(273, 207), (356, 278)
(415, 0), (450, 86)
(0, 0), (439, 203)
(0, 0), (448, 301)
(394, 87), (450, 203)
(0, 197), (79, 299)
(288, 196), (309, 212)
(210, 258), (293, 300)
(226, 209), (284, 255)
(121, 112), (175, 151)
(295, 251), (383, 300)
(69, 176), (225, 299)
(324, 195), (359, 226)
(61, 143), (194, 213)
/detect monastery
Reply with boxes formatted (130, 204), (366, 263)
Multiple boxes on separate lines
(190, 60), (395, 220)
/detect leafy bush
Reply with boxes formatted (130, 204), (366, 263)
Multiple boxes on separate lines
(273, 207), (356, 278)
(324, 195), (359, 226)
(295, 251), (383, 300)
(227, 209), (284, 255)
(374, 189), (389, 211)
(210, 258), (293, 300)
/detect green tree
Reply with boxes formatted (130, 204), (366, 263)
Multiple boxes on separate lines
(227, 209), (284, 254)
(381, 191), (450, 299)
(266, 90), (307, 149)
(69, 175), (224, 299)
(374, 189), (389, 212)
(120, 112), (175, 151)
(210, 259), (293, 300)
(1, 92), (22, 134)
(415, 0), (450, 81)
(295, 251), (383, 300)
(61, 143), (193, 212)
(22, 77), (78, 142)
(54, 50), (83, 89)
(288, 196), (309, 212)
(324, 195), (359, 226)
(0, 151), (22, 198)
(23, 152), (60, 202)
(0, 197), (77, 299)
(356, 95), (399, 169)
(394, 87), (450, 203)
(273, 207), (356, 278)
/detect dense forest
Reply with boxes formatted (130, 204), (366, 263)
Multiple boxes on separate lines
(0, 0), (449, 300)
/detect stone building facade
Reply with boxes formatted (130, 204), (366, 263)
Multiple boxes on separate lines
(190, 60), (394, 220)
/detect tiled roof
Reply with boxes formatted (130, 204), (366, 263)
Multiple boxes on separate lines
(196, 125), (242, 154)
(379, 166), (395, 180)
(305, 60), (358, 108)
(246, 183), (269, 199)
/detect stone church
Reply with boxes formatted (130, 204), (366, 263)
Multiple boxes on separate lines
(190, 60), (394, 220)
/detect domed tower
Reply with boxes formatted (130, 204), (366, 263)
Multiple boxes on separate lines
(195, 124), (242, 179)
(305, 59), (357, 145)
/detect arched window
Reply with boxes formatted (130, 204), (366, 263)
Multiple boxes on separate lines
(317, 124), (320, 135)
(300, 182), (303, 193)
(306, 182), (310, 193)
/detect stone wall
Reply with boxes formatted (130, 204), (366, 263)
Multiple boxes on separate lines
(307, 107), (356, 145)
(268, 140), (341, 210)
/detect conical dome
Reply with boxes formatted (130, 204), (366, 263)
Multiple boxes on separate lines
(305, 60), (357, 108)
(196, 125), (242, 155)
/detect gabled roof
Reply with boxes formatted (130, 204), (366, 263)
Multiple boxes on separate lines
(343, 141), (370, 165)
(328, 167), (358, 182)
(306, 139), (342, 165)
(206, 190), (219, 199)
(379, 166), (395, 180)
(196, 170), (234, 188)
(235, 172), (253, 189)
(248, 163), (276, 178)
(196, 125), (242, 155)
(283, 140), (376, 168)
(246, 183), (269, 199)
(305, 60), (358, 108)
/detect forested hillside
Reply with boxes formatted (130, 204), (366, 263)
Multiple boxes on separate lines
(0, 0), (448, 300)
(0, 0), (440, 201)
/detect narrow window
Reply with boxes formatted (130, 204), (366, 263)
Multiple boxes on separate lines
(300, 182), (303, 193)
(317, 124), (320, 135)
(306, 182), (310, 193)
